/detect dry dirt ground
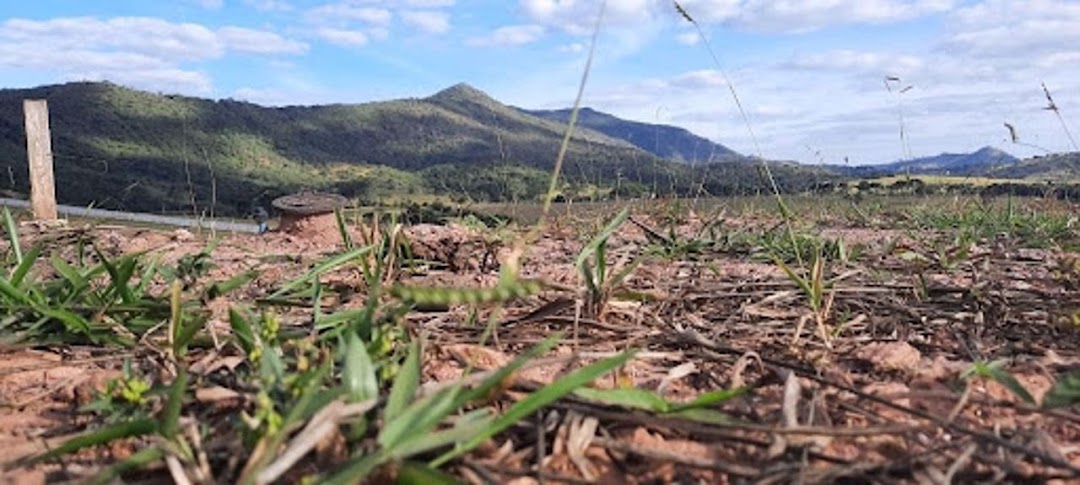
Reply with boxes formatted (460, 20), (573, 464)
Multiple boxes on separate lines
(0, 209), (1078, 484)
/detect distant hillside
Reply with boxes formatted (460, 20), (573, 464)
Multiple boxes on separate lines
(0, 81), (832, 215)
(831, 146), (1020, 178)
(987, 152), (1080, 180)
(523, 107), (741, 164)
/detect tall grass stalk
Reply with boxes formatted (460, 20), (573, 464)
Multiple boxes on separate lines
(673, 1), (801, 264)
(505, 0), (607, 278)
(540, 2), (607, 219)
(1041, 82), (1079, 151)
(885, 76), (914, 161)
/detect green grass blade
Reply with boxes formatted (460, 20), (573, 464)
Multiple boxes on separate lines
(2, 208), (21, 265)
(595, 241), (607, 288)
(669, 387), (748, 412)
(205, 269), (260, 300)
(9, 244), (42, 286)
(313, 308), (368, 331)
(773, 256), (813, 300)
(461, 333), (561, 404)
(390, 409), (495, 459)
(578, 209), (630, 258)
(574, 209), (630, 297)
(343, 330), (378, 403)
(229, 307), (257, 356)
(335, 208), (354, 250)
(431, 349), (636, 467)
(396, 461), (462, 485)
(385, 339), (421, 422)
(160, 368), (188, 440)
(268, 245), (372, 299)
(51, 256), (90, 291)
(89, 446), (165, 485)
(1043, 370), (1080, 409)
(133, 257), (160, 298)
(170, 282), (204, 356)
(986, 364), (1036, 404)
(378, 386), (466, 451)
(606, 257), (642, 290)
(0, 275), (34, 305)
(322, 450), (387, 485)
(95, 248), (135, 304)
(572, 387), (669, 412)
(25, 418), (158, 465)
(38, 307), (96, 340)
(667, 407), (733, 425)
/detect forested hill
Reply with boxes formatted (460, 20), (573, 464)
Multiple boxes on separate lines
(0, 82), (833, 216)
(524, 107), (742, 164)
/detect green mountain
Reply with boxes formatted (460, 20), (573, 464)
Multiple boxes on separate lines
(875, 146), (1019, 176)
(0, 81), (834, 216)
(523, 107), (742, 164)
(987, 151), (1080, 180)
(824, 147), (1080, 185)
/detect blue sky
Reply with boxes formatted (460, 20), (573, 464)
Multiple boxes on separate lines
(1, 0), (1078, 164)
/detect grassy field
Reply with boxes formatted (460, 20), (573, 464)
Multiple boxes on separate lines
(1, 192), (1078, 483)
(856, 174), (1022, 187)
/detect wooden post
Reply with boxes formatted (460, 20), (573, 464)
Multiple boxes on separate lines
(23, 99), (57, 220)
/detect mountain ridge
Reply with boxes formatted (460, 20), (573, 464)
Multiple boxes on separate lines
(0, 81), (839, 215)
(832, 146), (1021, 178)
(523, 106), (742, 165)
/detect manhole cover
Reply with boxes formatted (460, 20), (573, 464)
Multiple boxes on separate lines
(272, 192), (348, 216)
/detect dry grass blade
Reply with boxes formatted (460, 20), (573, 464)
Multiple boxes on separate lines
(257, 398), (378, 485)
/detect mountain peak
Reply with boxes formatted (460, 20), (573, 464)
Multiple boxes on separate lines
(972, 146), (1011, 157)
(429, 83), (492, 102)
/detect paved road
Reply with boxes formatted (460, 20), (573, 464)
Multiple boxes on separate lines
(0, 197), (261, 233)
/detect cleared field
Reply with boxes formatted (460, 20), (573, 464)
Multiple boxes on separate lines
(1, 194), (1078, 483)
(858, 174), (1022, 186)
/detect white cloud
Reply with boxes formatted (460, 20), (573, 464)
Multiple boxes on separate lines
(192, 0), (224, 9)
(1036, 51), (1080, 69)
(401, 10), (450, 34)
(1, 17), (222, 61)
(0, 16), (305, 95)
(219, 26), (308, 54)
(306, 4), (392, 26)
(516, 0), (665, 61)
(0, 44), (169, 72)
(0, 17), (307, 60)
(675, 0), (956, 33)
(579, 69), (732, 112)
(943, 0), (1080, 61)
(467, 24), (544, 47)
(404, 0), (455, 7)
(303, 2), (403, 47)
(520, 0), (657, 35)
(675, 31), (699, 46)
(81, 69), (214, 94)
(785, 50), (924, 75)
(317, 27), (370, 47)
(670, 69), (728, 89)
(558, 42), (585, 53)
(244, 0), (293, 12)
(519, 0), (951, 36)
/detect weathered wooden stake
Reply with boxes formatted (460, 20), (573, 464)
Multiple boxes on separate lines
(23, 99), (57, 220)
